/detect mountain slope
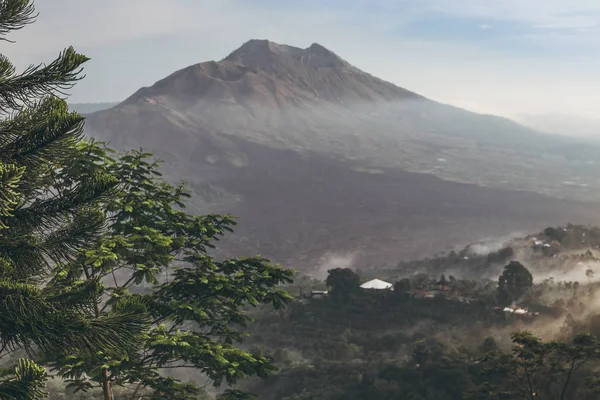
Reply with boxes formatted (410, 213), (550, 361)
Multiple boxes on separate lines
(88, 40), (600, 200)
(192, 136), (600, 270)
(83, 39), (600, 269)
(71, 102), (118, 114)
(516, 112), (600, 139)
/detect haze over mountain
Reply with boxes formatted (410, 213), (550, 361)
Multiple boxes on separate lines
(83, 40), (600, 270)
(516, 112), (600, 140)
(70, 102), (118, 115)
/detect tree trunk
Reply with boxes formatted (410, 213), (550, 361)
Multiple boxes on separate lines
(102, 369), (113, 400)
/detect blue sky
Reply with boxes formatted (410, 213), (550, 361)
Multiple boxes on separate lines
(4, 0), (600, 119)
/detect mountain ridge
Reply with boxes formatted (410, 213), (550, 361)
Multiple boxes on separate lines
(83, 39), (600, 269)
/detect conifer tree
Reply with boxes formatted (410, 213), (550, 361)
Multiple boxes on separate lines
(0, 1), (149, 398)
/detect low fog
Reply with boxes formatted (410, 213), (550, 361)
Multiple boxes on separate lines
(516, 113), (600, 140)
(310, 251), (359, 281)
(122, 94), (600, 202)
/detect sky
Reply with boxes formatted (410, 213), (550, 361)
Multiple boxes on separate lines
(4, 0), (600, 120)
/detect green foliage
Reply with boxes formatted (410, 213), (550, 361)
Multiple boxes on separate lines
(474, 331), (600, 400)
(325, 268), (360, 300)
(497, 261), (533, 306)
(142, 377), (211, 400)
(217, 389), (258, 400)
(0, 1), (152, 398)
(0, 3), (294, 399)
(248, 321), (600, 400)
(0, 359), (47, 400)
(238, 260), (600, 399)
(393, 278), (411, 294)
(43, 145), (294, 399)
(544, 227), (567, 243)
(0, 163), (24, 229)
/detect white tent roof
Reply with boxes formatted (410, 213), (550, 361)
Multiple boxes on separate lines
(360, 278), (393, 290)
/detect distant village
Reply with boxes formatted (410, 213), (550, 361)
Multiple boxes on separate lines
(299, 224), (600, 323)
(302, 277), (544, 318)
(304, 277), (476, 303)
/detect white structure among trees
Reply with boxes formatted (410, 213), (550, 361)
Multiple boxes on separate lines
(360, 279), (393, 290)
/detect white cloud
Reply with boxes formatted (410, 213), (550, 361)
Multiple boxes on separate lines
(410, 0), (600, 45)
(10, 1), (597, 49)
(7, 0), (600, 56)
(423, 0), (600, 23)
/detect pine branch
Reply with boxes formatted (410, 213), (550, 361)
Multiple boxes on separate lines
(42, 207), (106, 264)
(0, 47), (89, 112)
(0, 97), (87, 202)
(0, 162), (23, 229)
(0, 280), (150, 359)
(0, 358), (47, 400)
(10, 171), (118, 234)
(0, 98), (84, 166)
(0, 240), (44, 280)
(0, 0), (36, 42)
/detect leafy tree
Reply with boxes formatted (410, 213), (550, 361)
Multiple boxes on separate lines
(325, 268), (360, 300)
(586, 268), (594, 282)
(411, 339), (430, 369)
(497, 261), (533, 306)
(0, 1), (149, 398)
(480, 337), (499, 354)
(393, 278), (411, 294)
(476, 331), (600, 400)
(44, 145), (294, 400)
(544, 227), (566, 242)
(438, 274), (448, 288)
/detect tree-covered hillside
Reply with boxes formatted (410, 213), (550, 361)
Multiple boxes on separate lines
(233, 225), (600, 399)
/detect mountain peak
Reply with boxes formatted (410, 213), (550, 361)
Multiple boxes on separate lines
(122, 38), (421, 107)
(225, 39), (348, 70)
(231, 39), (276, 54)
(302, 42), (347, 68)
(224, 39), (284, 64)
(307, 42), (331, 54)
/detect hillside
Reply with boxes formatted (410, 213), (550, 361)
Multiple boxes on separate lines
(235, 224), (600, 399)
(82, 39), (600, 269)
(70, 102), (118, 114)
(516, 112), (600, 139)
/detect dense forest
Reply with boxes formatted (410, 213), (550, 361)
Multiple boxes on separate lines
(238, 225), (600, 399)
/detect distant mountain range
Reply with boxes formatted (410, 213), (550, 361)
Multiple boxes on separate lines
(82, 39), (600, 270)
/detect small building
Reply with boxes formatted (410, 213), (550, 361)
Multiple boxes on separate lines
(360, 278), (393, 290)
(502, 305), (537, 317)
